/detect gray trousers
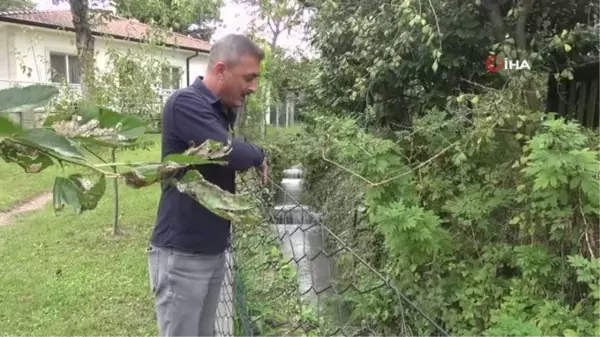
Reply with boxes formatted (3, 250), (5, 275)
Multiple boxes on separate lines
(147, 245), (226, 337)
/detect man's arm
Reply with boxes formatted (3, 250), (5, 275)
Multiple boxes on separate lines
(172, 92), (265, 171)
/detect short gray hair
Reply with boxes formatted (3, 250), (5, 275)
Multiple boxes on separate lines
(207, 34), (265, 67)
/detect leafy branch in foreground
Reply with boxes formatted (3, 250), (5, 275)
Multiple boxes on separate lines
(0, 84), (260, 224)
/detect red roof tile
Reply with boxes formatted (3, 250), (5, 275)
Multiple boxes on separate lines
(0, 9), (211, 52)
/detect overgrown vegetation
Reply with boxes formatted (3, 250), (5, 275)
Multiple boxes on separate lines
(250, 0), (600, 335)
(1, 0), (598, 335)
(273, 94), (599, 335)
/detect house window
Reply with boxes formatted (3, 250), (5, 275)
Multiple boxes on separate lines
(49, 53), (81, 84)
(161, 66), (181, 90)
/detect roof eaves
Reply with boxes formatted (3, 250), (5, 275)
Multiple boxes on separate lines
(0, 11), (211, 53)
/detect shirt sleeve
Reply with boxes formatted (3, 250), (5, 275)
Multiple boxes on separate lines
(172, 91), (265, 171)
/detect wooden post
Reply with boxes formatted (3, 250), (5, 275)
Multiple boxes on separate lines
(285, 98), (289, 128)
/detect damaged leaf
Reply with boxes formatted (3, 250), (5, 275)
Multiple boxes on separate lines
(51, 105), (147, 147)
(170, 170), (260, 224)
(184, 139), (232, 159)
(162, 153), (227, 166)
(122, 140), (232, 188)
(53, 174), (106, 214)
(122, 163), (164, 188)
(0, 139), (54, 173)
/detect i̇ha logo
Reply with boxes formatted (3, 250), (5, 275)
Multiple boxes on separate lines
(485, 55), (531, 73)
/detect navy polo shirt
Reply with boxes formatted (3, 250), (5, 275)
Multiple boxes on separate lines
(151, 77), (265, 254)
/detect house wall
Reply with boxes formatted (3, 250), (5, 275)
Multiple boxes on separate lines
(0, 22), (209, 127)
(0, 24), (10, 81)
(0, 22), (209, 89)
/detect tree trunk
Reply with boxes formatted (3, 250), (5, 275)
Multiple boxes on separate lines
(515, 0), (540, 111)
(482, 0), (506, 42)
(111, 148), (119, 235)
(69, 0), (95, 100)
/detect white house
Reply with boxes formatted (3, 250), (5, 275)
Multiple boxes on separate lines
(0, 9), (298, 129)
(0, 9), (211, 103)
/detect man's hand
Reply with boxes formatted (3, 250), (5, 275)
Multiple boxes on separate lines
(257, 158), (268, 185)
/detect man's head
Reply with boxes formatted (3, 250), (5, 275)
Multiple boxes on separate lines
(203, 34), (264, 109)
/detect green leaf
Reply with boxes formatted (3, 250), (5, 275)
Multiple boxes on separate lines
(41, 111), (73, 127)
(92, 106), (147, 139)
(560, 69), (574, 80)
(51, 105), (148, 147)
(122, 149), (228, 189)
(552, 35), (562, 46)
(564, 43), (572, 52)
(169, 170), (260, 224)
(53, 176), (82, 214)
(591, 282), (599, 299)
(0, 114), (24, 140)
(163, 153), (227, 166)
(69, 174), (106, 211)
(560, 29), (568, 39)
(563, 329), (579, 337)
(0, 139), (54, 173)
(12, 128), (85, 160)
(182, 138), (233, 160)
(53, 174), (106, 214)
(122, 163), (163, 188)
(0, 84), (59, 113)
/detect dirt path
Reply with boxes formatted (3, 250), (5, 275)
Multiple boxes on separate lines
(0, 192), (52, 226)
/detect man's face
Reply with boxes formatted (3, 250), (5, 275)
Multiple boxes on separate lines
(216, 54), (261, 108)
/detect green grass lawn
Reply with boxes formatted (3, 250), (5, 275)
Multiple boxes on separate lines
(0, 160), (56, 212)
(0, 134), (162, 336)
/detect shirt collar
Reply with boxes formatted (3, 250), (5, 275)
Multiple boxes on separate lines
(191, 76), (237, 126)
(191, 76), (220, 105)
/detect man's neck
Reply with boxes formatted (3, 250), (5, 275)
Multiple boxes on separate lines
(201, 75), (219, 97)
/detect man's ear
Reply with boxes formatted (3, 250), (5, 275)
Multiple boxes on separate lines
(214, 61), (226, 76)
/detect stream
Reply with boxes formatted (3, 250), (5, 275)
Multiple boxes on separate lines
(272, 165), (333, 308)
(217, 166), (343, 336)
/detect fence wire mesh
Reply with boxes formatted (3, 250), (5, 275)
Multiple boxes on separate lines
(214, 168), (448, 337)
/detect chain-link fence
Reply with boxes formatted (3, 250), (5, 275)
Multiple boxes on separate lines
(214, 168), (449, 337)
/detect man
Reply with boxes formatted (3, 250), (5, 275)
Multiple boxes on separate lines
(147, 34), (268, 337)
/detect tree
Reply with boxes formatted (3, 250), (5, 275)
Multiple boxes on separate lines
(0, 0), (35, 11)
(232, 0), (313, 139)
(112, 0), (224, 40)
(234, 0), (306, 49)
(67, 0), (96, 100)
(305, 0), (598, 127)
